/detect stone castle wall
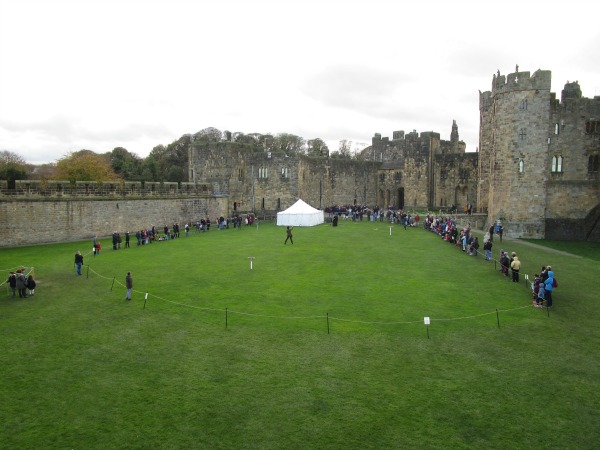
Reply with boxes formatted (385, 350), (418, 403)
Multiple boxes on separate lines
(0, 196), (227, 248)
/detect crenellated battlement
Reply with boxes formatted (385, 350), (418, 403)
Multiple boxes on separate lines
(0, 179), (213, 198)
(481, 68), (552, 101)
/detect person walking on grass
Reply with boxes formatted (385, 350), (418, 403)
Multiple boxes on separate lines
(284, 226), (294, 245)
(125, 272), (133, 301)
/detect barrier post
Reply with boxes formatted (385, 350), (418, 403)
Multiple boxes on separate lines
(143, 292), (148, 309)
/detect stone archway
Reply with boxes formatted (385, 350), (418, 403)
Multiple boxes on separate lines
(397, 188), (404, 210)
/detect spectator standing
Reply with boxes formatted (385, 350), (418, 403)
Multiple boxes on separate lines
(544, 270), (555, 307)
(16, 269), (27, 297)
(483, 238), (493, 261)
(26, 274), (36, 296)
(7, 272), (17, 297)
(75, 251), (84, 276)
(510, 253), (521, 283)
(125, 272), (133, 301)
(537, 282), (546, 308)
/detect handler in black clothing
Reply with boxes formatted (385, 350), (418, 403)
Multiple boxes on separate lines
(284, 226), (293, 245)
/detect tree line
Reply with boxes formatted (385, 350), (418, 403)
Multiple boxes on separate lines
(0, 127), (367, 184)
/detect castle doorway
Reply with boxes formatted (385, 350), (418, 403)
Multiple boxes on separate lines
(397, 188), (404, 210)
(378, 189), (385, 208)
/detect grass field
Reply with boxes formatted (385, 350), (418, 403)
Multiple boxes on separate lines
(1, 220), (599, 449)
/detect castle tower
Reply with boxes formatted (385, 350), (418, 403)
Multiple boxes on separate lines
(450, 119), (459, 144)
(478, 68), (553, 238)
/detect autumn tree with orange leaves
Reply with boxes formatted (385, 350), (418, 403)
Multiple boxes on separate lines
(53, 150), (120, 182)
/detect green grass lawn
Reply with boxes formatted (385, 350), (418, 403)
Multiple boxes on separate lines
(1, 221), (599, 449)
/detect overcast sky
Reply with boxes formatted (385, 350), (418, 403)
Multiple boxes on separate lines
(1, 0), (599, 165)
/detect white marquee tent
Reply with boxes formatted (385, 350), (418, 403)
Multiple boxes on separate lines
(276, 199), (324, 227)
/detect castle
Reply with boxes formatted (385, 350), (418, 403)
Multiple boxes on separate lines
(188, 68), (600, 241)
(2, 67), (599, 247)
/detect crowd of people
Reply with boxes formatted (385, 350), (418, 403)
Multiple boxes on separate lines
(423, 214), (557, 308)
(325, 204), (420, 227)
(90, 214), (258, 253)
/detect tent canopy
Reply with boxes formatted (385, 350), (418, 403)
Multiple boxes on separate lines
(276, 199), (324, 227)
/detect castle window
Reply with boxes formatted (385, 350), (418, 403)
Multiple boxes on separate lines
(394, 172), (401, 182)
(281, 167), (289, 178)
(589, 155), (599, 173)
(519, 128), (527, 141)
(585, 120), (600, 134)
(238, 168), (244, 180)
(379, 173), (385, 183)
(518, 159), (524, 173)
(258, 167), (268, 179)
(551, 156), (563, 173)
(519, 99), (528, 110)
(555, 123), (560, 135)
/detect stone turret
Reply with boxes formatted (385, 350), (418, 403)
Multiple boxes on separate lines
(479, 68), (552, 238)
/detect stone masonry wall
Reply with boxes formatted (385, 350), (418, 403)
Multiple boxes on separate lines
(0, 197), (228, 248)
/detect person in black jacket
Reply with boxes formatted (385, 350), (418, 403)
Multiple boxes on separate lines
(75, 251), (84, 276)
(7, 272), (17, 297)
(125, 272), (133, 301)
(26, 274), (36, 296)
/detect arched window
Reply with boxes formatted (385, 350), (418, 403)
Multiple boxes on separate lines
(518, 159), (524, 173)
(551, 156), (563, 173)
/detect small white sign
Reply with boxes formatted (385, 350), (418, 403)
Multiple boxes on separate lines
(424, 317), (430, 325)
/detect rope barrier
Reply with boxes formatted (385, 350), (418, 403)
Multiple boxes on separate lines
(328, 317), (423, 325)
(80, 265), (543, 327)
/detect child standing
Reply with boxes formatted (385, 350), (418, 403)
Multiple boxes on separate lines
(26, 274), (36, 296)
